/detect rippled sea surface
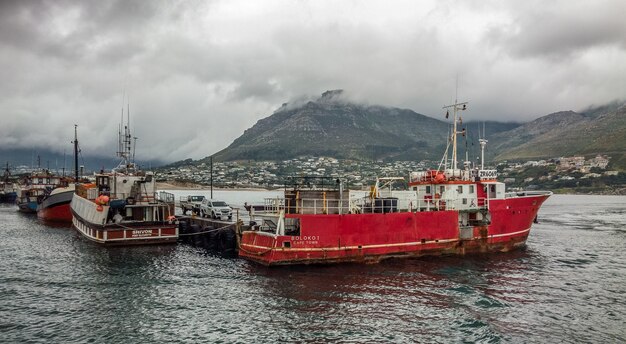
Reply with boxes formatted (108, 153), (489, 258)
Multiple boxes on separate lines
(1, 194), (625, 343)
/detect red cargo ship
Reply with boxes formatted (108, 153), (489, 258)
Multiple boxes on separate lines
(239, 100), (552, 265)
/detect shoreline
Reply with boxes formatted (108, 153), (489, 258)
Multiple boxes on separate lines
(156, 182), (272, 191)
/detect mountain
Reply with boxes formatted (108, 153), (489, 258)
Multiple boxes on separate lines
(183, 91), (625, 170)
(0, 148), (165, 174)
(491, 101), (626, 168)
(211, 90), (519, 162)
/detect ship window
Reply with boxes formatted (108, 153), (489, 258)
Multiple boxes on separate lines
(413, 187), (417, 191)
(469, 185), (475, 193)
(426, 186), (431, 194)
(457, 186), (463, 194)
(440, 185), (445, 194)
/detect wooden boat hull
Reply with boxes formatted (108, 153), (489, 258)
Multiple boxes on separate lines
(71, 214), (178, 246)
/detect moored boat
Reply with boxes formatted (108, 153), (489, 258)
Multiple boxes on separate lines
(37, 125), (81, 223)
(0, 163), (17, 203)
(16, 171), (63, 213)
(37, 183), (75, 222)
(239, 100), (552, 266)
(70, 118), (178, 245)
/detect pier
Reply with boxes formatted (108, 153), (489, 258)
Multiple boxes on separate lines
(176, 208), (253, 256)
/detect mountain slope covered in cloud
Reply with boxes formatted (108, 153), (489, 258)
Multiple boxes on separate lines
(211, 90), (519, 162)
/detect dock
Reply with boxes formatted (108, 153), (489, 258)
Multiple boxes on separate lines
(176, 208), (253, 256)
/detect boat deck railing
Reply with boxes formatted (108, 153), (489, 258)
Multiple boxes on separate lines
(86, 187), (175, 205)
(505, 190), (553, 198)
(254, 196), (490, 216)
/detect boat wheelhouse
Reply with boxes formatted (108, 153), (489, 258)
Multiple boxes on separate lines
(16, 171), (63, 213)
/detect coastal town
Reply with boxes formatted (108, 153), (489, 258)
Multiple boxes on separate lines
(156, 154), (625, 194)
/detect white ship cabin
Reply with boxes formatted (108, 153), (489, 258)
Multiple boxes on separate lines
(73, 171), (175, 225)
(407, 169), (505, 211)
(91, 172), (158, 204)
(26, 173), (62, 190)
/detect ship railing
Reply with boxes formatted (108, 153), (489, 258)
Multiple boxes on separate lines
(505, 190), (553, 198)
(260, 197), (350, 215)
(90, 191), (175, 205)
(157, 191), (175, 203)
(257, 196), (490, 215)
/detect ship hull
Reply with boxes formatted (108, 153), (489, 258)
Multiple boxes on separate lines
(17, 200), (38, 213)
(71, 215), (178, 246)
(0, 192), (17, 203)
(37, 188), (74, 222)
(239, 194), (549, 266)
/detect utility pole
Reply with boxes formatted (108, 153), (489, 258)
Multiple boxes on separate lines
(210, 156), (213, 199)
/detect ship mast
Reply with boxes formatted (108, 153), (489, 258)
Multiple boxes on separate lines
(116, 102), (135, 172)
(73, 124), (79, 181)
(442, 100), (467, 178)
(479, 122), (488, 170)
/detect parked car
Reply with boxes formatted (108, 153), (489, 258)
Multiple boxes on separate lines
(200, 199), (232, 220)
(180, 195), (205, 215)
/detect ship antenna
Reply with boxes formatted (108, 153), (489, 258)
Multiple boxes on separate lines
(133, 137), (138, 164)
(442, 99), (468, 179)
(479, 122), (488, 170)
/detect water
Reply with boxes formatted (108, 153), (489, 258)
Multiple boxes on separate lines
(1, 194), (625, 343)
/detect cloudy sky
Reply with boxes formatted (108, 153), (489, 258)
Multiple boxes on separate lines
(1, 0), (625, 163)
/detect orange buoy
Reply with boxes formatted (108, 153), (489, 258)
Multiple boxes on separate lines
(435, 173), (445, 183)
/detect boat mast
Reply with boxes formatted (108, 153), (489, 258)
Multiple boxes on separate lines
(73, 124), (79, 181)
(442, 100), (467, 178)
(116, 103), (133, 169)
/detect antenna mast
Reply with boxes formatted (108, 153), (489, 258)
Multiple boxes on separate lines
(442, 100), (468, 178)
(479, 122), (488, 170)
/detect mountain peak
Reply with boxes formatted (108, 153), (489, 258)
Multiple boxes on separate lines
(319, 89), (345, 102)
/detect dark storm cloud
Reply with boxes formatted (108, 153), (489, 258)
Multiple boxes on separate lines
(0, 0), (624, 162)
